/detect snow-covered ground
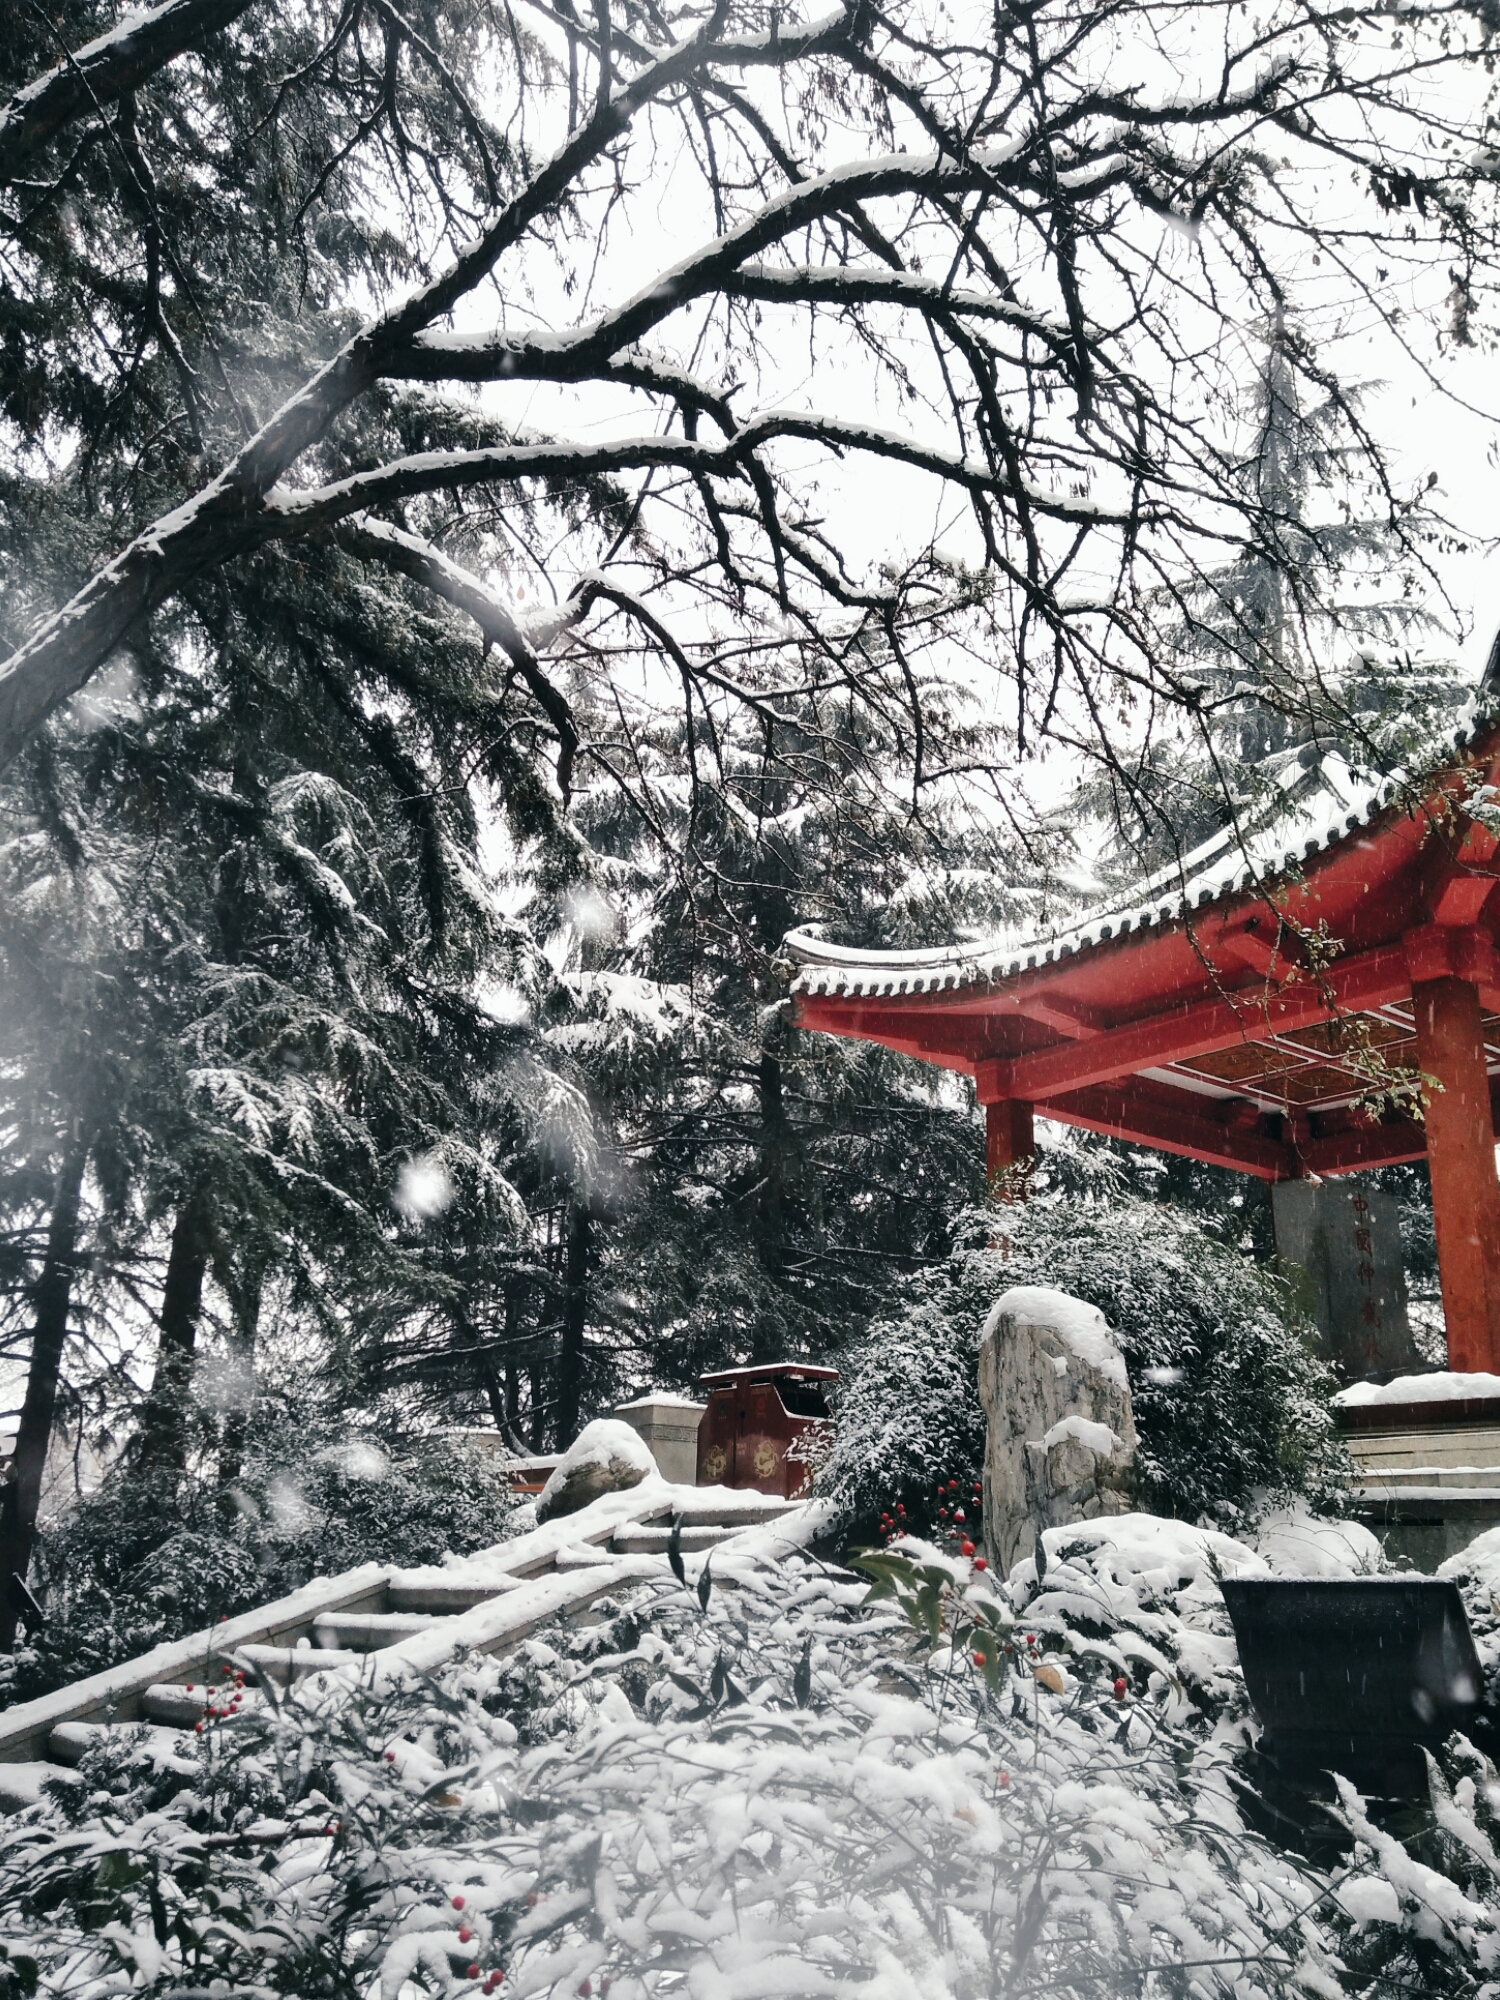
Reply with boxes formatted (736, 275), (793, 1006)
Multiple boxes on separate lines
(4, 1507), (1500, 1998)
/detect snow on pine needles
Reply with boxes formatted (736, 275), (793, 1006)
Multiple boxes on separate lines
(6, 1517), (1500, 1998)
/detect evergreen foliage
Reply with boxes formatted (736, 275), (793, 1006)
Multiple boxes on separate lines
(817, 1156), (1347, 1548)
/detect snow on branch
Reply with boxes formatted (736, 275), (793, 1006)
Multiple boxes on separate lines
(0, 0), (256, 188)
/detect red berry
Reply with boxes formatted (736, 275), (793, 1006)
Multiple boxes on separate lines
(961, 1540), (975, 1556)
(974, 1557), (988, 1572)
(468, 1966), (480, 1981)
(1114, 1677), (1128, 1700)
(1026, 1634), (1036, 1647)
(953, 1508), (966, 1524)
(452, 1896), (465, 1910)
(384, 1750), (396, 1762)
(459, 1928), (472, 1943)
(972, 1649), (986, 1667)
(185, 1682), (194, 1692)
(194, 1721), (203, 1734)
(938, 1508), (948, 1520)
(973, 1483), (982, 1494)
(948, 1481), (958, 1493)
(896, 1505), (905, 1515)
(578, 1983), (592, 1998)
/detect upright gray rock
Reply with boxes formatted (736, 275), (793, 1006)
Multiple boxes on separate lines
(978, 1285), (1137, 1577)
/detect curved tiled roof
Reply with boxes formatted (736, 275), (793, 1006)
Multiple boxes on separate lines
(785, 698), (1500, 1002)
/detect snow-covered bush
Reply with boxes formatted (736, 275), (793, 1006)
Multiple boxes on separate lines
(5, 1425), (516, 1709)
(8, 1519), (1500, 1998)
(817, 1192), (1346, 1544)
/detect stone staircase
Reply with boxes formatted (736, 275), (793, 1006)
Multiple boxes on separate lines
(1344, 1422), (1500, 1569)
(0, 1482), (800, 1811)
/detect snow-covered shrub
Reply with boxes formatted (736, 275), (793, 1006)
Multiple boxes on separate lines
(817, 1192), (1345, 1544)
(5, 1425), (516, 1709)
(8, 1519), (1500, 1999)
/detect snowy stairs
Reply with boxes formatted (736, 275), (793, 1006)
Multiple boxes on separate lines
(0, 1482), (800, 1811)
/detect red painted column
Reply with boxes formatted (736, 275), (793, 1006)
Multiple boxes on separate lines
(986, 1099), (1035, 1197)
(1411, 974), (1500, 1371)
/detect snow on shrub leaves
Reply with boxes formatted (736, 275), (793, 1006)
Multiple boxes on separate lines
(817, 1192), (1346, 1544)
(6, 1524), (1496, 1999)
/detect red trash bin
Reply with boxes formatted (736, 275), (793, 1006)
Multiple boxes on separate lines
(695, 1363), (838, 1497)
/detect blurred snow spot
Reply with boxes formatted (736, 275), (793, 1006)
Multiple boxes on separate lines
(479, 982), (531, 1026)
(563, 885), (616, 940)
(394, 1153), (453, 1221)
(320, 1439), (390, 1481)
(71, 659), (139, 732)
(1143, 1366), (1185, 1387)
(266, 1475), (316, 1532)
(192, 1351), (256, 1413)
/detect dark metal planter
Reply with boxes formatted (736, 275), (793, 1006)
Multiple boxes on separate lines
(1220, 1576), (1488, 1796)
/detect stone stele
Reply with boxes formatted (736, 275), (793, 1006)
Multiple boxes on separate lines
(978, 1284), (1137, 1577)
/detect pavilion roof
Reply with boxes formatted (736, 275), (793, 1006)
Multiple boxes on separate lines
(785, 697), (1500, 1003)
(782, 688), (1500, 1183)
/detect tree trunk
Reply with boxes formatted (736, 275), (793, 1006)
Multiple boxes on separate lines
(217, 1253), (262, 1499)
(0, 1133), (88, 1651)
(502, 1289), (528, 1452)
(528, 1353), (546, 1452)
(555, 1200), (590, 1449)
(752, 1046), (788, 1361)
(136, 1184), (214, 1474)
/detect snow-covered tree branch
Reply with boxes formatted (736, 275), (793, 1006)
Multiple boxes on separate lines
(1, 0), (1495, 791)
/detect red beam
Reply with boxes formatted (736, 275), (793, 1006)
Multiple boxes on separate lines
(1302, 1119), (1429, 1177)
(1038, 1081), (1295, 1180)
(981, 944), (1413, 1104)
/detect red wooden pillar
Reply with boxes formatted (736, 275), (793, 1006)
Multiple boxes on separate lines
(1412, 973), (1500, 1371)
(986, 1099), (1035, 1196)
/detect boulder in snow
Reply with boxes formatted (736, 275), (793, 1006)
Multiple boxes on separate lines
(535, 1419), (657, 1523)
(978, 1286), (1137, 1577)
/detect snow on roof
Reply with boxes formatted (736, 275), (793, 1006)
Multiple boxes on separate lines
(1334, 1371), (1500, 1408)
(615, 1393), (707, 1412)
(984, 1285), (1128, 1391)
(784, 696), (1500, 1001)
(698, 1363), (839, 1384)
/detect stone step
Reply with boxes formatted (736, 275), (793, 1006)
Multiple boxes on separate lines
(669, 1498), (792, 1527)
(611, 1524), (738, 1554)
(387, 1576), (523, 1615)
(0, 1760), (77, 1810)
(312, 1612), (442, 1651)
(48, 1720), (195, 1767)
(140, 1679), (266, 1726)
(1350, 1485), (1500, 1524)
(236, 1643), (363, 1680)
(1352, 1467), (1500, 1491)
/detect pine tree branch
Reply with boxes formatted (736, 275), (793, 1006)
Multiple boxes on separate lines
(0, 0), (258, 189)
(333, 516), (582, 798)
(0, 1), (863, 771)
